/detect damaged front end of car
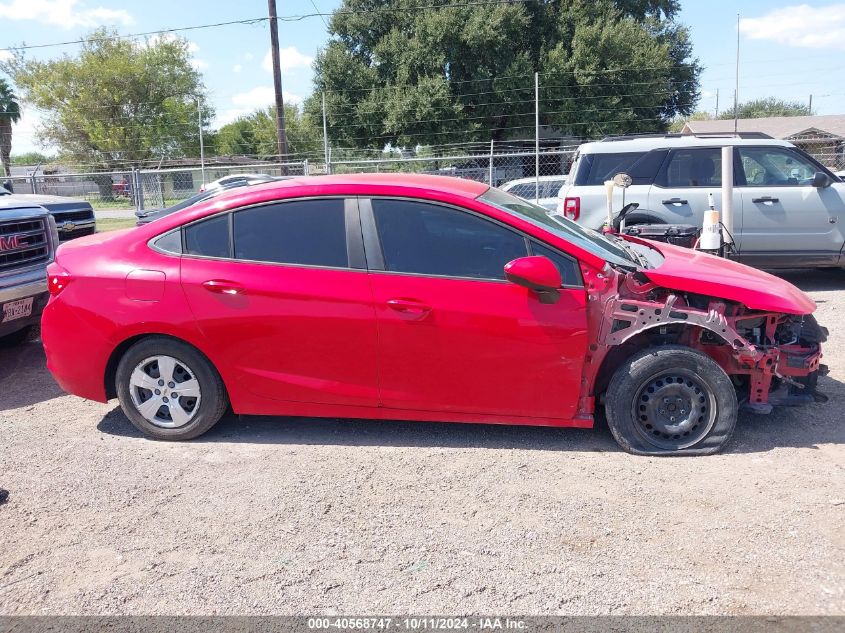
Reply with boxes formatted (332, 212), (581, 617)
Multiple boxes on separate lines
(576, 263), (827, 420)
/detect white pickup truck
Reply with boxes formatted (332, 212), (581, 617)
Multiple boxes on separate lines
(0, 203), (59, 346)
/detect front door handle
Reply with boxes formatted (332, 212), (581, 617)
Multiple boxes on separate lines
(662, 198), (689, 205)
(386, 298), (431, 319)
(752, 196), (780, 203)
(202, 279), (245, 295)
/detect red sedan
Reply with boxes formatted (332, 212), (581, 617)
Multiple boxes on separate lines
(42, 174), (826, 455)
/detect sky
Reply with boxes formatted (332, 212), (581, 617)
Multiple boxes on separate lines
(0, 0), (843, 155)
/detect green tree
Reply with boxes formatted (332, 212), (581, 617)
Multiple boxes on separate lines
(305, 0), (699, 148)
(11, 151), (54, 165)
(3, 28), (211, 180)
(215, 104), (322, 159)
(0, 77), (22, 177)
(718, 97), (812, 120)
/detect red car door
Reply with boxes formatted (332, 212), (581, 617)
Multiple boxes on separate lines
(179, 198), (379, 408)
(362, 197), (588, 420)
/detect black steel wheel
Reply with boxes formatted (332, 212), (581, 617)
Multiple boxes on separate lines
(605, 345), (737, 456)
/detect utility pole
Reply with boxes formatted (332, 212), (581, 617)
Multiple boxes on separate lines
(197, 97), (206, 186)
(808, 94), (813, 114)
(268, 0), (289, 171)
(715, 88), (719, 118)
(734, 13), (740, 134)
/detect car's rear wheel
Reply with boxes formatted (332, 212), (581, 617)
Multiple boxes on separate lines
(115, 337), (228, 440)
(605, 345), (737, 456)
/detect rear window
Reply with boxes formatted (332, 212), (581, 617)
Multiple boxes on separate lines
(575, 152), (645, 186)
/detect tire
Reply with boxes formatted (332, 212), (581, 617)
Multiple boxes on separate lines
(604, 345), (737, 456)
(115, 336), (228, 440)
(0, 325), (33, 348)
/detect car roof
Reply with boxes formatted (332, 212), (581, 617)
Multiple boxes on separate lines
(214, 173), (490, 201)
(577, 135), (794, 154)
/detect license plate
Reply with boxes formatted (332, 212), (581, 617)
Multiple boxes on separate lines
(2, 297), (33, 323)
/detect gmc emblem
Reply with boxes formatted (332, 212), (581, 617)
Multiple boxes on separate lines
(0, 234), (23, 252)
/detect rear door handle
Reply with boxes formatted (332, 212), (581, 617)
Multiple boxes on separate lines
(752, 196), (779, 203)
(386, 298), (431, 319)
(662, 198), (688, 205)
(202, 279), (245, 295)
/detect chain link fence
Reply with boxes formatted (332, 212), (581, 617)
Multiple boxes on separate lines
(789, 133), (845, 173)
(3, 135), (841, 215)
(329, 147), (575, 187)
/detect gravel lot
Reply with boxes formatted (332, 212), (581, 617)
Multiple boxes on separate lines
(1, 270), (843, 615)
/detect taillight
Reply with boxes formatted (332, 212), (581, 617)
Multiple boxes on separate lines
(47, 264), (71, 296)
(563, 196), (580, 221)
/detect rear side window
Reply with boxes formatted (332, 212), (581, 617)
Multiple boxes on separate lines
(372, 199), (528, 280)
(184, 214), (231, 258)
(576, 152), (645, 186)
(233, 198), (348, 268)
(660, 148), (722, 188)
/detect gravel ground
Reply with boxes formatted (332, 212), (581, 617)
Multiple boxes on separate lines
(0, 270), (843, 615)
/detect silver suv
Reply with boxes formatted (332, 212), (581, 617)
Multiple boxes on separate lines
(0, 204), (58, 346)
(557, 133), (845, 268)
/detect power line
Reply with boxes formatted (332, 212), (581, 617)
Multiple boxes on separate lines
(0, 1), (539, 53)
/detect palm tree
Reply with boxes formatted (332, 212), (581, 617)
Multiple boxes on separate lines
(0, 78), (22, 178)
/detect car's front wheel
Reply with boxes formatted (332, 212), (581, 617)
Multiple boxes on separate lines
(605, 345), (737, 456)
(115, 337), (228, 440)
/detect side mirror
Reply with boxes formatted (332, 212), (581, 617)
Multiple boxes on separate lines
(504, 256), (562, 304)
(812, 171), (832, 188)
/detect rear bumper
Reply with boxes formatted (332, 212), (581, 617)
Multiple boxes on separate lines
(0, 273), (49, 338)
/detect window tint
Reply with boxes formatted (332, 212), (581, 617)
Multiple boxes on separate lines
(663, 148), (722, 187)
(543, 180), (567, 197)
(153, 229), (182, 255)
(737, 147), (817, 186)
(577, 152), (645, 186)
(184, 214), (231, 258)
(233, 199), (348, 267)
(628, 150), (667, 185)
(509, 183), (537, 199)
(530, 241), (581, 286)
(372, 199), (528, 280)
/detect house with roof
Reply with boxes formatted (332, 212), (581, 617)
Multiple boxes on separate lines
(681, 114), (845, 171)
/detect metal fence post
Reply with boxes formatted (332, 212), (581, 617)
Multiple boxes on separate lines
(535, 71), (540, 203)
(488, 140), (494, 185)
(134, 169), (144, 212)
(29, 174), (38, 195)
(303, 158), (310, 176)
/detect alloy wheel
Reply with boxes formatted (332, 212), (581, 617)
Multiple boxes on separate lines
(128, 355), (202, 429)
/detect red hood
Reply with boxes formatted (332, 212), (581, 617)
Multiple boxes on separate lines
(634, 240), (815, 315)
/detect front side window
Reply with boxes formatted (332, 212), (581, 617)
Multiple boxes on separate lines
(737, 147), (817, 186)
(529, 241), (581, 286)
(372, 199), (528, 280)
(233, 198), (348, 267)
(662, 148), (722, 187)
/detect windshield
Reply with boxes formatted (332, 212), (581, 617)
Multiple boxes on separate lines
(480, 187), (638, 268)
